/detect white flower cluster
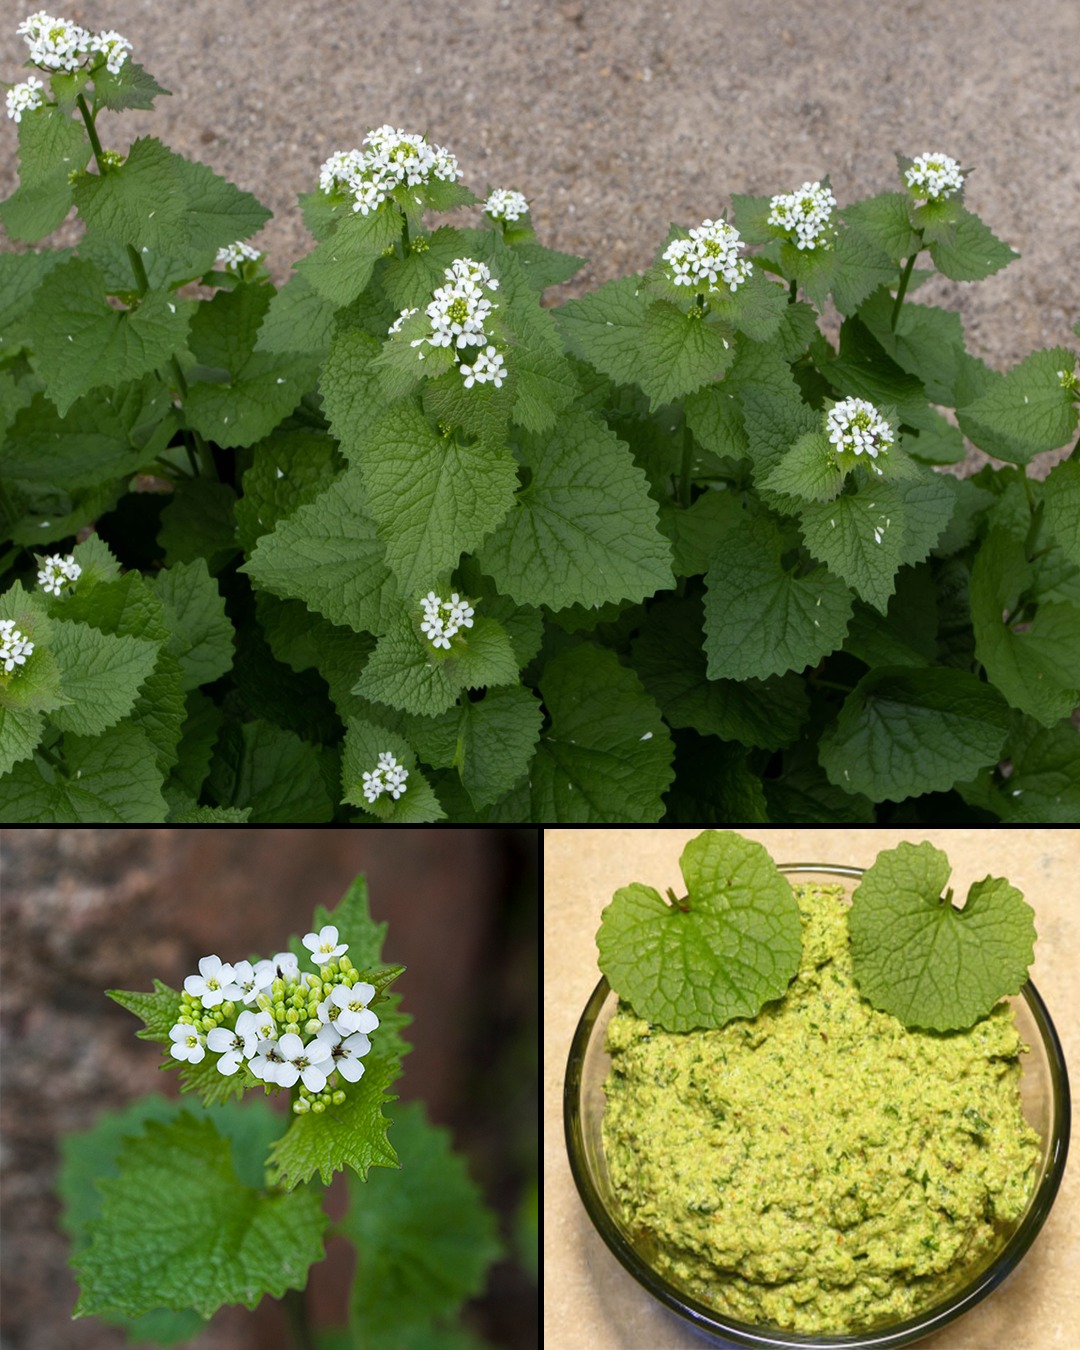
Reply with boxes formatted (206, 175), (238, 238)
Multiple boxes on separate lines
(6, 75), (43, 122)
(904, 152), (964, 201)
(402, 257), (507, 389)
(168, 927), (379, 1112)
(36, 552), (81, 596)
(484, 188), (529, 222)
(768, 180), (838, 250)
(662, 218), (753, 294)
(362, 751), (409, 804)
(215, 239), (261, 271)
(16, 12), (131, 75)
(420, 591), (475, 650)
(318, 125), (460, 215)
(825, 397), (894, 461)
(1, 620), (34, 674)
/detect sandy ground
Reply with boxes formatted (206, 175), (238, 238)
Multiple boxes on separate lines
(2, 0), (1078, 438)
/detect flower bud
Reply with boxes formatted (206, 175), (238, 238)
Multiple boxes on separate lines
(332, 1090), (346, 1106)
(304, 1018), (321, 1036)
(312, 1100), (325, 1114)
(293, 1097), (311, 1114)
(285, 1008), (300, 1024)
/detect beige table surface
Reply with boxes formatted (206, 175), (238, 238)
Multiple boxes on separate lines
(546, 829), (1078, 1350)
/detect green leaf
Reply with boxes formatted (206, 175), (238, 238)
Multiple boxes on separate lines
(107, 980), (182, 1043)
(597, 829), (801, 1031)
(266, 1049), (400, 1190)
(358, 403), (519, 595)
(1043, 457), (1080, 569)
(206, 719), (335, 823)
(702, 516), (852, 679)
(22, 258), (191, 415)
(343, 1102), (501, 1342)
(529, 644), (674, 821)
(47, 620), (160, 736)
(759, 430), (845, 502)
(241, 468), (397, 636)
(150, 559), (234, 690)
(818, 666), (1011, 801)
(356, 613), (517, 718)
(89, 58), (171, 112)
(294, 205), (404, 305)
(73, 1112), (327, 1320)
(957, 347), (1079, 464)
(840, 193), (922, 266)
(970, 530), (1080, 727)
(0, 724), (168, 822)
(926, 207), (1018, 282)
(73, 136), (270, 272)
(554, 275), (650, 389)
(848, 840), (1036, 1031)
(0, 104), (89, 241)
(183, 285), (319, 448)
(634, 301), (736, 409)
(478, 410), (673, 610)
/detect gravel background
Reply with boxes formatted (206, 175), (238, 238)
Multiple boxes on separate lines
(2, 0), (1079, 410)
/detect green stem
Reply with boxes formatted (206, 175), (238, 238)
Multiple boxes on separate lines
(125, 247), (218, 479)
(400, 209), (411, 258)
(75, 93), (107, 175)
(281, 1287), (315, 1350)
(890, 248), (920, 331)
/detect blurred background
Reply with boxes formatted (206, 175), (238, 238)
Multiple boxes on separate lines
(0, 827), (538, 1350)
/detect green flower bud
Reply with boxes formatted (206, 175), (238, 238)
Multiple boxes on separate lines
(201, 1015), (216, 1031)
(293, 1098), (311, 1114)
(272, 978), (285, 998)
(304, 1018), (322, 1036)
(285, 1008), (300, 1024)
(332, 1090), (346, 1106)
(257, 993), (274, 1013)
(306, 973), (322, 989)
(339, 955), (354, 973)
(312, 1101), (325, 1114)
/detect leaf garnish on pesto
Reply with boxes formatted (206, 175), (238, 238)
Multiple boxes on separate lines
(596, 829), (802, 1032)
(847, 839), (1037, 1031)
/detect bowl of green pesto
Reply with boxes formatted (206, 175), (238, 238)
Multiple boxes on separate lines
(565, 867), (1070, 1348)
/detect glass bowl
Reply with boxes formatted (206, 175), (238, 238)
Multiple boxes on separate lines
(564, 865), (1071, 1349)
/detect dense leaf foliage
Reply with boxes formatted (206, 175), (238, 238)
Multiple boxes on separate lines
(2, 41), (1078, 820)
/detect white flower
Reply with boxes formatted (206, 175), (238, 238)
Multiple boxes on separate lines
(419, 591), (475, 650)
(89, 29), (132, 74)
(484, 188), (529, 222)
(318, 127), (460, 214)
(0, 619), (35, 673)
(183, 954), (243, 1008)
(318, 981), (380, 1036)
(18, 11), (90, 71)
(318, 1025), (372, 1082)
(362, 751), (409, 803)
(767, 180), (838, 250)
(36, 552), (81, 596)
(459, 345), (506, 389)
(230, 958), (275, 1004)
(216, 239), (261, 271)
(206, 1010), (262, 1074)
(825, 397), (894, 460)
(904, 152), (964, 201)
(302, 924), (348, 966)
(663, 217), (752, 294)
(168, 1021), (207, 1064)
(275, 1031), (333, 1091)
(6, 76), (44, 122)
(249, 1037), (287, 1083)
(268, 950), (300, 981)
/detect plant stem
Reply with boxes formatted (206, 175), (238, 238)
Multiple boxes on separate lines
(400, 209), (411, 257)
(281, 1287), (316, 1350)
(75, 93), (107, 175)
(125, 248), (218, 479)
(789, 277), (798, 303)
(890, 249), (919, 331)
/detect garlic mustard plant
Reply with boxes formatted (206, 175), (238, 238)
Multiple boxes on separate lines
(60, 876), (503, 1345)
(2, 11), (1079, 823)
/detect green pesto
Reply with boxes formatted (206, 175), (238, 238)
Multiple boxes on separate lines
(602, 883), (1042, 1334)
